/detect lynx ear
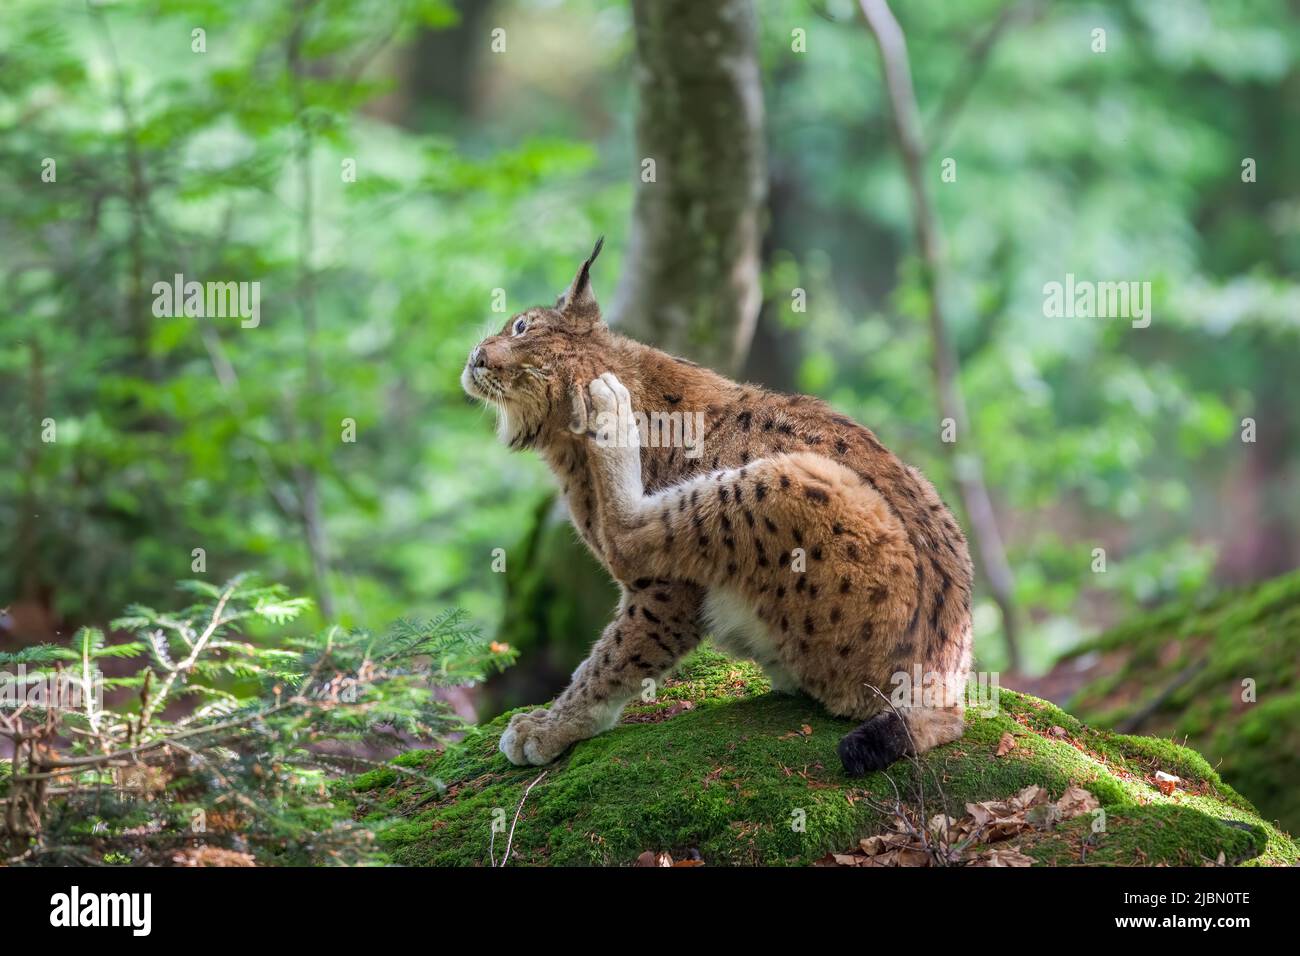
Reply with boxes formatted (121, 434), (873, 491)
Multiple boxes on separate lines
(556, 236), (604, 325)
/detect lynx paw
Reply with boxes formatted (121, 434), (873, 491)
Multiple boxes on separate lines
(587, 372), (642, 512)
(589, 373), (638, 442)
(499, 708), (583, 767)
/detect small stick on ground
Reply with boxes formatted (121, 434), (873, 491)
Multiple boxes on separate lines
(491, 770), (547, 868)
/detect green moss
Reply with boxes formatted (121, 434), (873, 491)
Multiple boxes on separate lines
(1066, 569), (1300, 834)
(346, 646), (1297, 866)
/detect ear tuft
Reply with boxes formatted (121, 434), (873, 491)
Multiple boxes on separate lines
(557, 236), (605, 321)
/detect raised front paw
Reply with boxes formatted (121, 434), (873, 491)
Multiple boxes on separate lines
(588, 372), (640, 451)
(499, 707), (583, 767)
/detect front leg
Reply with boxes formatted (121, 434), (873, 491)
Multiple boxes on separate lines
(499, 583), (704, 766)
(586, 372), (646, 525)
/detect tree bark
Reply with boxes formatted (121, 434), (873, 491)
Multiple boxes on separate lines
(609, 0), (767, 376)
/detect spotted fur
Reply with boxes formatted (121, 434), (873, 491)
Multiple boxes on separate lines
(463, 241), (973, 772)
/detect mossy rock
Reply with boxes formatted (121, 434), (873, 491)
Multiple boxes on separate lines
(1062, 569), (1300, 835)
(348, 647), (1297, 866)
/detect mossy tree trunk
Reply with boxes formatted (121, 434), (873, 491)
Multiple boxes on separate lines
(610, 0), (767, 376)
(489, 0), (768, 712)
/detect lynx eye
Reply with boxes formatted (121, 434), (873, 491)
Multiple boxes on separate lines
(512, 318), (528, 336)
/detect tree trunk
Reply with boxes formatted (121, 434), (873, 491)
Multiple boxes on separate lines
(609, 0), (767, 375)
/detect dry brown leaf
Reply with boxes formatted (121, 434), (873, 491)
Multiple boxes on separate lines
(1014, 784), (1050, 807)
(995, 732), (1015, 757)
(859, 835), (887, 856)
(973, 847), (1035, 867)
(1056, 785), (1100, 818)
(896, 847), (933, 867)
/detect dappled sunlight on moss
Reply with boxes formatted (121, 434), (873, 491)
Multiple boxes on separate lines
(345, 645), (1296, 866)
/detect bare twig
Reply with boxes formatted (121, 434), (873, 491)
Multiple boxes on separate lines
(927, 1), (1043, 153)
(858, 0), (1023, 670)
(491, 770), (548, 867)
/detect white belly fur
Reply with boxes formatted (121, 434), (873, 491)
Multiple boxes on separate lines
(702, 587), (799, 693)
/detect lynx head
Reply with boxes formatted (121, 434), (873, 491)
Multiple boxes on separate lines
(461, 237), (613, 449)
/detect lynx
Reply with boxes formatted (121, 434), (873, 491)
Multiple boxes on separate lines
(461, 240), (973, 775)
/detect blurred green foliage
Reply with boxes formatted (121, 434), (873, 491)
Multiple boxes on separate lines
(2, 0), (1298, 688)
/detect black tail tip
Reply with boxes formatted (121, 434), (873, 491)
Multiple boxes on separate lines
(838, 711), (911, 776)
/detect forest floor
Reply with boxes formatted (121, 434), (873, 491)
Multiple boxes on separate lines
(348, 646), (1297, 867)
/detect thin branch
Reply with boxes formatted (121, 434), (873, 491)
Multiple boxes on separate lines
(491, 770), (547, 867)
(927, 1), (1043, 153)
(858, 0), (1023, 670)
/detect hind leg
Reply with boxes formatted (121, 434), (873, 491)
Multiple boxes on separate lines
(583, 375), (915, 605)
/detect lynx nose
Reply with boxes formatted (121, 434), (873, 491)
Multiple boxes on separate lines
(469, 346), (486, 369)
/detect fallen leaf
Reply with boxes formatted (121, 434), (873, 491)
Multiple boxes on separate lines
(859, 835), (887, 856)
(1154, 771), (1180, 796)
(973, 847), (1035, 867)
(996, 733), (1015, 757)
(1056, 786), (1100, 818)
